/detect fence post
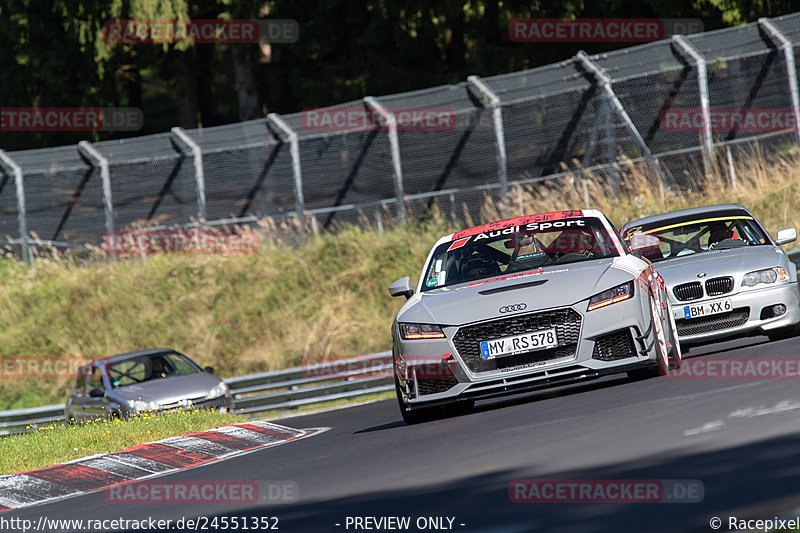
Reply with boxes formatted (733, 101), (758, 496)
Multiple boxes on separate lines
(0, 150), (29, 262)
(726, 146), (738, 191)
(78, 141), (114, 238)
(575, 51), (667, 189)
(672, 36), (713, 175)
(467, 75), (509, 217)
(266, 113), (306, 233)
(171, 127), (207, 222)
(759, 18), (800, 147)
(364, 96), (406, 222)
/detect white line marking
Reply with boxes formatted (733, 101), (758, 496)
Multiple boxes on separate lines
(683, 420), (725, 436)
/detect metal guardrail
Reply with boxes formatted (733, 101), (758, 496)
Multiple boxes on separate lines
(0, 352), (394, 436)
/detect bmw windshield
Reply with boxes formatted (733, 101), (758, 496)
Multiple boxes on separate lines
(622, 214), (769, 262)
(421, 217), (621, 291)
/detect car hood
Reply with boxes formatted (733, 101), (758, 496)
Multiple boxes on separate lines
(398, 257), (638, 326)
(113, 372), (223, 404)
(652, 246), (790, 285)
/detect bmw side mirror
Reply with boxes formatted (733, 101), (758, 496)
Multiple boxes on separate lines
(775, 227), (797, 245)
(88, 388), (104, 398)
(389, 277), (414, 299)
(204, 366), (215, 374)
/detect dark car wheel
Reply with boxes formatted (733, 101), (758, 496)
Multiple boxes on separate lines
(395, 377), (473, 424)
(629, 296), (674, 380)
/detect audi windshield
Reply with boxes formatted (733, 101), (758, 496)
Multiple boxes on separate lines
(421, 217), (621, 291)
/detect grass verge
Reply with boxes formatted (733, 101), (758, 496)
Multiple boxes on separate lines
(0, 408), (246, 476)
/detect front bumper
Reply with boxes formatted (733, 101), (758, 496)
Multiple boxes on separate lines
(671, 281), (800, 343)
(122, 395), (233, 417)
(394, 296), (661, 408)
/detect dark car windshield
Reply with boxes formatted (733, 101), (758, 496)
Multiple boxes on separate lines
(622, 214), (769, 262)
(107, 352), (203, 388)
(421, 217), (620, 291)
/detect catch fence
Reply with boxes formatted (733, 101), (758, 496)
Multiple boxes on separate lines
(1, 13), (799, 258)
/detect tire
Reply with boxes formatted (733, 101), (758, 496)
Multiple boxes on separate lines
(628, 295), (671, 380)
(666, 308), (683, 372)
(395, 376), (441, 424)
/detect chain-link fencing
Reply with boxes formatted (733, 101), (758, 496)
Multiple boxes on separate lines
(1, 13), (799, 259)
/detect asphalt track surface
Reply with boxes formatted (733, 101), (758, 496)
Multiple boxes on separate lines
(9, 335), (800, 533)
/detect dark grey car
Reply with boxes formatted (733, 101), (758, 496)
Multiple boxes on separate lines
(65, 348), (233, 422)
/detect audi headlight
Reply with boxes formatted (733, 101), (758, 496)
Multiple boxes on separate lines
(742, 267), (788, 287)
(399, 323), (445, 340)
(587, 281), (634, 311)
(127, 399), (159, 412)
(208, 382), (230, 399)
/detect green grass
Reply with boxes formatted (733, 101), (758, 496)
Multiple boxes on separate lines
(0, 149), (799, 410)
(0, 408), (246, 475)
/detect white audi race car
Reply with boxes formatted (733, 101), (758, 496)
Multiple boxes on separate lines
(620, 204), (800, 346)
(389, 209), (681, 423)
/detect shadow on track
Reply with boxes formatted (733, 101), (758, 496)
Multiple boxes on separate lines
(356, 375), (631, 434)
(115, 431), (800, 533)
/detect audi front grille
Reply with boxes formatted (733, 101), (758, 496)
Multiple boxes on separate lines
(451, 308), (582, 373)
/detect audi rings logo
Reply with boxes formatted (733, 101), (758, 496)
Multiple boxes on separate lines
(499, 303), (527, 313)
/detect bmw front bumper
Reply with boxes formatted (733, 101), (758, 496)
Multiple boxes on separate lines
(671, 281), (800, 343)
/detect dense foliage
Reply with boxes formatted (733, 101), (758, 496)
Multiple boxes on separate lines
(1, 0), (795, 150)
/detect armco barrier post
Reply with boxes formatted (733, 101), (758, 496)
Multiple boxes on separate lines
(575, 51), (668, 193)
(364, 97), (406, 223)
(759, 18), (800, 147)
(267, 113), (306, 234)
(0, 150), (30, 262)
(467, 75), (509, 218)
(171, 127), (207, 222)
(672, 35), (714, 176)
(78, 141), (114, 237)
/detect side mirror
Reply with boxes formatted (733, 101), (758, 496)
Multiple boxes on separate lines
(204, 366), (215, 374)
(630, 233), (661, 254)
(775, 227), (797, 245)
(88, 388), (105, 398)
(388, 277), (414, 299)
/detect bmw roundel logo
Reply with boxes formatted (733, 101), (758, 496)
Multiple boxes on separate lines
(697, 272), (707, 278)
(499, 303), (527, 313)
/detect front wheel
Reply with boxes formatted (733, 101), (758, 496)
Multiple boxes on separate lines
(394, 377), (472, 424)
(628, 296), (672, 380)
(666, 307), (682, 372)
(395, 376), (440, 424)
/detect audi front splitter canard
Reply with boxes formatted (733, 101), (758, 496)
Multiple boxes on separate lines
(388, 209), (681, 424)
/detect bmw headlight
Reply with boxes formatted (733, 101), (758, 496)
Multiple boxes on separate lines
(742, 267), (788, 287)
(587, 281), (634, 311)
(398, 323), (445, 340)
(128, 399), (159, 412)
(208, 382), (230, 399)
